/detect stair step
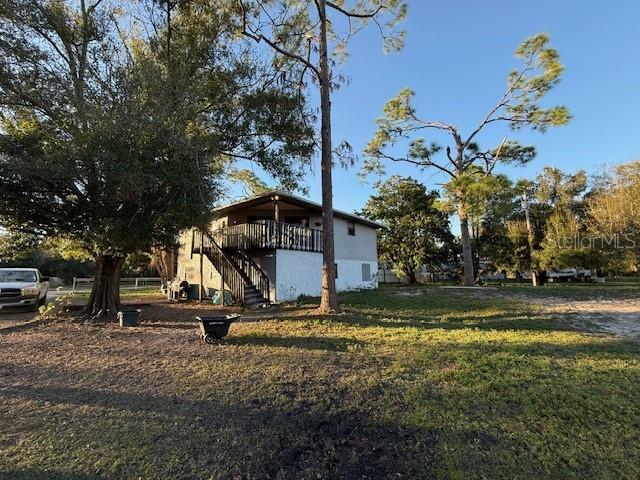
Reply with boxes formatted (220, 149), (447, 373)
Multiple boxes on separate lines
(245, 299), (269, 309)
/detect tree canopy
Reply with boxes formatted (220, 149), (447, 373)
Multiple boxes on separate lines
(363, 33), (570, 286)
(0, 0), (314, 316)
(361, 176), (453, 284)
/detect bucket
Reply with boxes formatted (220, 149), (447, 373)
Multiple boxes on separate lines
(118, 309), (141, 327)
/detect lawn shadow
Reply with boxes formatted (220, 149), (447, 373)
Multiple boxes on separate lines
(0, 382), (435, 479)
(0, 469), (107, 480)
(262, 308), (575, 335)
(225, 333), (366, 351)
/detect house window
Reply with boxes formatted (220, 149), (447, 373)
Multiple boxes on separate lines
(284, 216), (309, 226)
(347, 221), (356, 236)
(335, 263), (338, 279)
(361, 263), (371, 282)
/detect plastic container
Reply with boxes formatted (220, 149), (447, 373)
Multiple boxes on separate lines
(118, 309), (141, 327)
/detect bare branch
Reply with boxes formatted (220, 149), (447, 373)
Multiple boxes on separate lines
(463, 51), (537, 147)
(374, 150), (456, 178)
(238, 0), (321, 79)
(326, 1), (385, 19)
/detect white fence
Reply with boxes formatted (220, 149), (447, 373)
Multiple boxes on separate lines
(72, 276), (162, 292)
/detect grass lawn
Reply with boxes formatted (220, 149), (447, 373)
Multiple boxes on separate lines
(68, 287), (163, 300)
(497, 281), (640, 300)
(1, 286), (639, 479)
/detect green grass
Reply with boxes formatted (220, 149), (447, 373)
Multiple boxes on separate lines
(1, 286), (639, 479)
(498, 282), (640, 300)
(69, 287), (162, 299)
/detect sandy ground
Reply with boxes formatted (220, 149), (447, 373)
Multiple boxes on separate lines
(0, 294), (240, 332)
(0, 291), (62, 330)
(395, 286), (640, 339)
(534, 297), (640, 338)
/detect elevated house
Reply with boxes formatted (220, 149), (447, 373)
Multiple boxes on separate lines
(176, 191), (382, 307)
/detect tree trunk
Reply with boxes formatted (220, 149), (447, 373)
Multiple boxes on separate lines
(83, 254), (125, 320)
(152, 247), (174, 291)
(317, 0), (340, 314)
(522, 193), (539, 287)
(406, 269), (417, 285)
(457, 203), (475, 286)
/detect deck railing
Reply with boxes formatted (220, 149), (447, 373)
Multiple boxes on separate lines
(216, 220), (323, 253)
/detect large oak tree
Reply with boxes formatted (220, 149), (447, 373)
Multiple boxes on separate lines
(0, 0), (313, 318)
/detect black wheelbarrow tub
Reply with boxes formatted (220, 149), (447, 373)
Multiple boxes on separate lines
(196, 314), (242, 343)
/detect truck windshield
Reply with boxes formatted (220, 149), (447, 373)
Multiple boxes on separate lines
(0, 271), (37, 283)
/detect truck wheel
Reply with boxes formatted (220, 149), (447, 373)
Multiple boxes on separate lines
(28, 301), (39, 312)
(39, 295), (47, 306)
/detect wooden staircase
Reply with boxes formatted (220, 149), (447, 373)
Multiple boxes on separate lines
(193, 231), (270, 309)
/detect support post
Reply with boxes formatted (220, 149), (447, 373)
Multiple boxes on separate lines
(199, 230), (204, 302)
(219, 261), (225, 306)
(273, 195), (280, 222)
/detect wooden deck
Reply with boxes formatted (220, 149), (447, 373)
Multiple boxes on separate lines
(216, 220), (323, 253)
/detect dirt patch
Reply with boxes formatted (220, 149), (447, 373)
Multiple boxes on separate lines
(0, 296), (240, 333)
(493, 291), (640, 339)
(132, 299), (240, 325)
(0, 310), (431, 478)
(0, 308), (38, 330)
(541, 299), (640, 338)
(393, 288), (428, 297)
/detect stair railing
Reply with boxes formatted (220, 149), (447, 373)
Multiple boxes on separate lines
(193, 230), (246, 304)
(230, 250), (270, 304)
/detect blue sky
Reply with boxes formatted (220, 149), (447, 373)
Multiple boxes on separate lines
(245, 0), (640, 214)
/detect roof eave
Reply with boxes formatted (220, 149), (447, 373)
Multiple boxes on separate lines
(212, 190), (384, 229)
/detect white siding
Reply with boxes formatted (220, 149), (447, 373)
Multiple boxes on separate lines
(275, 250), (323, 301)
(333, 217), (377, 262)
(274, 250), (378, 302)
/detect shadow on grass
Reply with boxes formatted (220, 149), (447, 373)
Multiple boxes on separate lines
(0, 382), (436, 479)
(225, 333), (366, 351)
(0, 469), (106, 480)
(338, 312), (572, 333)
(262, 308), (573, 335)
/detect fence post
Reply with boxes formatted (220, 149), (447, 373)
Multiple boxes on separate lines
(72, 277), (76, 293)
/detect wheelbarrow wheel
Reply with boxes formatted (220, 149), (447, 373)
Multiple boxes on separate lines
(203, 334), (218, 345)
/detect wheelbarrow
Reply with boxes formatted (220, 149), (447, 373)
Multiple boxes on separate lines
(196, 314), (242, 344)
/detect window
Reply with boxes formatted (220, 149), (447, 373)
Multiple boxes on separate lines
(284, 216), (309, 226)
(361, 263), (371, 282)
(335, 263), (338, 279)
(347, 221), (356, 236)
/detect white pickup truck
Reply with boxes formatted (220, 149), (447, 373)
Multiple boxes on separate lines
(0, 268), (49, 311)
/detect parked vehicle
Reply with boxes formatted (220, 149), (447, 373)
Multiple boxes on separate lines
(0, 268), (49, 311)
(548, 268), (592, 283)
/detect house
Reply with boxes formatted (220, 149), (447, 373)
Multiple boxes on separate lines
(175, 191), (382, 307)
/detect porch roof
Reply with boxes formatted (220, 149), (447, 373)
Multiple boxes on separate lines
(213, 190), (383, 229)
